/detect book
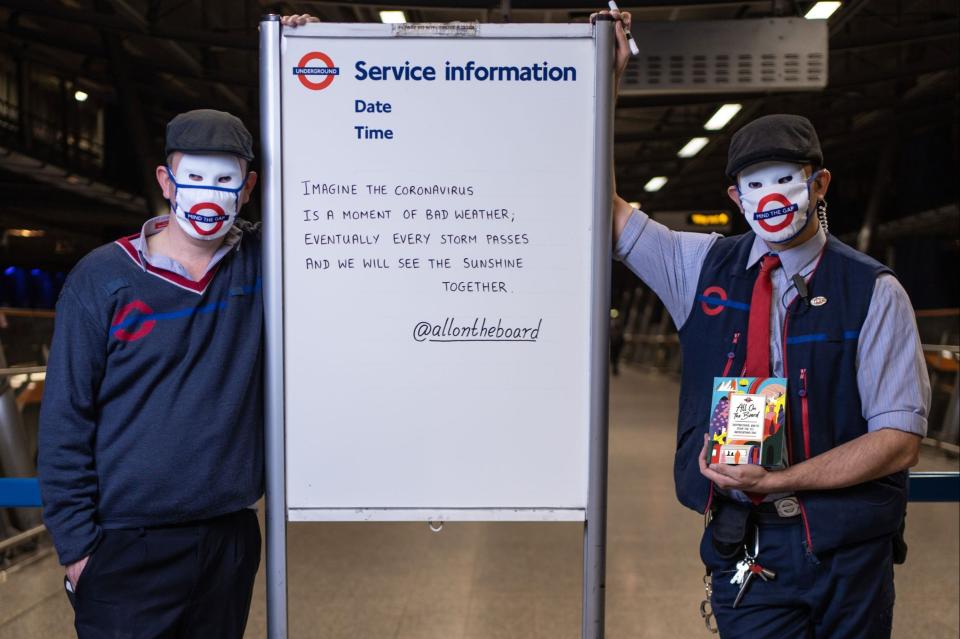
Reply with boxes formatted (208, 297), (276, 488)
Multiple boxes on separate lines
(708, 377), (788, 469)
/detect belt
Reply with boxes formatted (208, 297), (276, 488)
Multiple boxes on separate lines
(716, 495), (801, 521)
(754, 496), (801, 521)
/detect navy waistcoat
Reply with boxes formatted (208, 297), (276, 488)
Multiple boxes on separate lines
(676, 231), (906, 554)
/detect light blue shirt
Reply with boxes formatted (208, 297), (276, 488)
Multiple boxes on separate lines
(130, 216), (242, 277)
(615, 209), (930, 439)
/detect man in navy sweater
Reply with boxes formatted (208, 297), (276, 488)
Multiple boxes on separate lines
(38, 109), (264, 638)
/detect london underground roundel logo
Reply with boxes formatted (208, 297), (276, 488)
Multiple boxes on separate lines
(112, 300), (156, 342)
(187, 202), (227, 237)
(753, 193), (798, 233)
(293, 52), (339, 90)
(700, 286), (728, 316)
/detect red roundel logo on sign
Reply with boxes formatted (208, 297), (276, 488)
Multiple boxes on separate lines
(293, 52), (340, 91)
(701, 286), (728, 316)
(188, 202), (226, 237)
(755, 193), (795, 233)
(112, 300), (156, 342)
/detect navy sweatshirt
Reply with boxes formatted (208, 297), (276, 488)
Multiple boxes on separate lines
(38, 221), (263, 565)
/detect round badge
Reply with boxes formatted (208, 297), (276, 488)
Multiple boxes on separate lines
(811, 296), (827, 307)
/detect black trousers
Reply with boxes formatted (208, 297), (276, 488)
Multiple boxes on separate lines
(66, 509), (261, 639)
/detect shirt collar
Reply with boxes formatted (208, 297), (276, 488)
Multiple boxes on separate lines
(746, 224), (827, 280)
(131, 215), (243, 272)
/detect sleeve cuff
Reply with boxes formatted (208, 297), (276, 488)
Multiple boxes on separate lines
(867, 411), (928, 437)
(613, 209), (649, 261)
(55, 526), (103, 566)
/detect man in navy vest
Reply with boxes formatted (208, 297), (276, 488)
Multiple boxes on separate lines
(610, 107), (931, 635)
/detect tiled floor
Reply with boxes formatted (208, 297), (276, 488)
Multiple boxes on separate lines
(2, 367), (958, 638)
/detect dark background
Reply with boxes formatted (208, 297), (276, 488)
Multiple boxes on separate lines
(0, 0), (957, 308)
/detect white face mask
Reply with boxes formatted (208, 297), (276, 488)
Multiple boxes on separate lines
(737, 162), (820, 244)
(166, 154), (247, 241)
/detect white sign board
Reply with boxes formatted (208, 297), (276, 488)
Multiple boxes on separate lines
(274, 23), (605, 521)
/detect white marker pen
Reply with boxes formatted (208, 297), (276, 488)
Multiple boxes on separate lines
(607, 1), (640, 56)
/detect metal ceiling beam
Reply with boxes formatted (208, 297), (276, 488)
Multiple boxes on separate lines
(840, 203), (960, 243)
(830, 18), (959, 52)
(0, 39), (254, 131)
(103, 0), (248, 113)
(614, 90), (954, 146)
(0, 24), (259, 91)
(100, 25), (167, 216)
(615, 100), (957, 201)
(856, 137), (897, 253)
(307, 0), (772, 8)
(615, 58), (957, 111)
(0, 145), (146, 215)
(827, 0), (874, 35)
(0, 206), (134, 232)
(1, 0), (256, 51)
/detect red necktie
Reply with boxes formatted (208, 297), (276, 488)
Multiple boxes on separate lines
(744, 254), (781, 378)
(742, 254), (780, 505)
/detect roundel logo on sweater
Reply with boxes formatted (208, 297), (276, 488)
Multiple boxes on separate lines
(112, 300), (156, 342)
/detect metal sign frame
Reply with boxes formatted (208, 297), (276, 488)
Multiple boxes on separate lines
(259, 15), (614, 638)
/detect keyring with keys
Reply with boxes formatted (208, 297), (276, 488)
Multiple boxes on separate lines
(699, 572), (719, 634)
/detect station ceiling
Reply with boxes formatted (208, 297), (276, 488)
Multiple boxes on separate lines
(0, 0), (957, 268)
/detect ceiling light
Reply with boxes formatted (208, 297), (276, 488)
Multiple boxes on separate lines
(379, 10), (407, 23)
(704, 104), (742, 131)
(644, 177), (668, 192)
(678, 137), (709, 158)
(74, 90), (89, 102)
(804, 1), (842, 19)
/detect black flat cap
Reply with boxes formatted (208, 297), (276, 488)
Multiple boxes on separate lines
(165, 109), (254, 162)
(726, 114), (822, 179)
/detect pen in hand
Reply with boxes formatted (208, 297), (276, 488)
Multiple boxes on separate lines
(607, 1), (640, 56)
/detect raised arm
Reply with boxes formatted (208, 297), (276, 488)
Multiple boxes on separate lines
(598, 8), (719, 329)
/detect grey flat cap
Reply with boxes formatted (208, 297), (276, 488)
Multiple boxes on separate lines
(165, 109), (254, 161)
(726, 114), (822, 179)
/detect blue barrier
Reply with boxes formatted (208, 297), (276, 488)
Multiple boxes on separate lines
(908, 472), (960, 502)
(0, 478), (42, 507)
(1, 473), (959, 508)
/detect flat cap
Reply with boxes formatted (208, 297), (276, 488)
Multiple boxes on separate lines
(165, 109), (254, 162)
(726, 114), (822, 179)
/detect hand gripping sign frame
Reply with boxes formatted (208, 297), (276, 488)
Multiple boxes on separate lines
(260, 15), (615, 638)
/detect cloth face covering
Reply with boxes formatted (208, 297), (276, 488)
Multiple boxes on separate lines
(167, 154), (247, 241)
(738, 161), (820, 244)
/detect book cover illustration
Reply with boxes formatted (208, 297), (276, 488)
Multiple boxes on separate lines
(709, 377), (788, 469)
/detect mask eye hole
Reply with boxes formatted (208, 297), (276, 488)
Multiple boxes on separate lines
(747, 181), (763, 189)
(188, 173), (204, 182)
(777, 175), (794, 184)
(217, 176), (234, 184)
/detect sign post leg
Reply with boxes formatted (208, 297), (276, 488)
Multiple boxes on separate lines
(583, 16), (615, 639)
(260, 14), (289, 639)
